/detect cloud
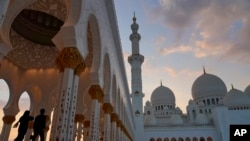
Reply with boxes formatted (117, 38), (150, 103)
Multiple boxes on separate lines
(145, 0), (250, 63)
(159, 45), (192, 55)
(163, 66), (200, 78)
(154, 36), (167, 45)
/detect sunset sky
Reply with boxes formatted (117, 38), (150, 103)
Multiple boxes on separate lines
(114, 0), (250, 111)
(1, 0), (250, 139)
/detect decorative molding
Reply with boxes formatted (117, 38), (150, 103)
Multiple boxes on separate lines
(102, 103), (113, 114)
(27, 0), (67, 21)
(2, 115), (15, 124)
(56, 47), (84, 70)
(74, 114), (85, 123)
(88, 85), (104, 102)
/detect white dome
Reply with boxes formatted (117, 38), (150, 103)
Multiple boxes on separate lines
(244, 85), (250, 96)
(223, 88), (250, 107)
(192, 73), (227, 100)
(170, 115), (183, 125)
(144, 115), (156, 126)
(195, 113), (209, 125)
(150, 85), (175, 106)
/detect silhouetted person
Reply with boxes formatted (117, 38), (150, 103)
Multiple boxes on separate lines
(30, 109), (46, 141)
(13, 110), (34, 141)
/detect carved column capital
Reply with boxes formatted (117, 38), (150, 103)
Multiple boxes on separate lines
(84, 120), (90, 128)
(74, 114), (85, 123)
(56, 47), (84, 70)
(2, 115), (15, 124)
(88, 85), (104, 102)
(74, 62), (86, 76)
(102, 103), (113, 114)
(117, 120), (122, 128)
(111, 113), (118, 122)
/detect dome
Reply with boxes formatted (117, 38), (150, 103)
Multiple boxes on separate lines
(170, 115), (183, 125)
(223, 88), (250, 107)
(195, 113), (209, 125)
(244, 85), (250, 96)
(192, 73), (227, 100)
(144, 115), (156, 126)
(150, 85), (175, 106)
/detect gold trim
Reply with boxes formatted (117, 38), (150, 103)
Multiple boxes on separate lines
(56, 47), (84, 70)
(111, 113), (118, 122)
(84, 120), (90, 128)
(2, 115), (15, 124)
(74, 114), (85, 123)
(88, 85), (104, 102)
(102, 103), (113, 114)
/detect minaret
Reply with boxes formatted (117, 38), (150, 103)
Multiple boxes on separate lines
(128, 13), (144, 140)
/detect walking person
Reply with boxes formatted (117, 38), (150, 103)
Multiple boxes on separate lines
(13, 110), (34, 141)
(30, 108), (46, 141)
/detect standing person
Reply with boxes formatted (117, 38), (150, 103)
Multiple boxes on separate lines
(13, 110), (34, 141)
(30, 108), (46, 141)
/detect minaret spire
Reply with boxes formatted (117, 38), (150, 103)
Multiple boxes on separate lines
(128, 13), (144, 140)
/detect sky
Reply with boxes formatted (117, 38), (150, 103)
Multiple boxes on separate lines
(114, 0), (250, 111)
(0, 0), (250, 139)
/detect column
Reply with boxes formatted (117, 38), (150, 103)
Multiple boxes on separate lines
(52, 47), (85, 140)
(44, 115), (51, 140)
(102, 103), (113, 141)
(75, 114), (84, 141)
(111, 113), (118, 141)
(0, 115), (15, 141)
(83, 120), (90, 141)
(24, 121), (34, 141)
(89, 85), (104, 141)
(117, 120), (122, 141)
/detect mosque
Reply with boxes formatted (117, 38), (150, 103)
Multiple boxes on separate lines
(0, 0), (250, 141)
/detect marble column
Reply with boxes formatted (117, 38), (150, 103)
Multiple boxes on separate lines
(51, 47), (85, 141)
(102, 103), (113, 141)
(0, 115), (15, 141)
(75, 114), (84, 141)
(83, 120), (90, 141)
(111, 113), (118, 141)
(88, 85), (104, 141)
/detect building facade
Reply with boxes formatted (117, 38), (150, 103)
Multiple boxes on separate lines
(0, 0), (134, 140)
(0, 0), (250, 141)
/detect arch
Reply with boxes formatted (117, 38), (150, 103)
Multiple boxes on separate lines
(171, 138), (177, 141)
(157, 137), (162, 141)
(164, 137), (169, 141)
(192, 137), (198, 141)
(178, 137), (184, 141)
(87, 14), (101, 74)
(111, 75), (117, 112)
(200, 137), (205, 141)
(102, 53), (111, 102)
(0, 79), (10, 109)
(207, 137), (212, 141)
(185, 137), (191, 141)
(150, 138), (155, 141)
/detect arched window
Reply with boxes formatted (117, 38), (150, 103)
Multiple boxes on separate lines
(207, 99), (210, 105)
(171, 138), (177, 141)
(157, 137), (162, 141)
(211, 99), (215, 104)
(150, 138), (155, 141)
(178, 137), (184, 141)
(207, 137), (212, 141)
(164, 137), (169, 141)
(200, 137), (205, 141)
(192, 137), (198, 141)
(185, 137), (191, 141)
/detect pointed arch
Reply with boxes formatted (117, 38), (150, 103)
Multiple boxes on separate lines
(86, 14), (101, 73)
(102, 53), (111, 102)
(111, 75), (117, 112)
